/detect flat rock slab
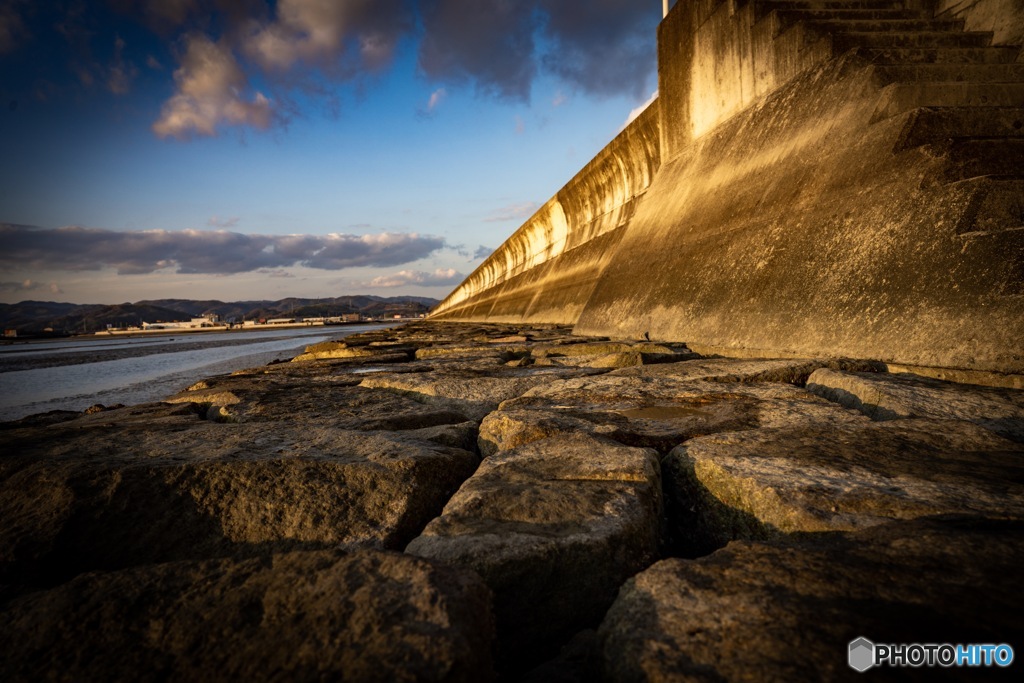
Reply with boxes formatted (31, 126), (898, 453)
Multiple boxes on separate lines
(0, 403), (478, 590)
(599, 517), (1024, 682)
(0, 549), (495, 683)
(406, 432), (662, 669)
(808, 368), (1024, 442)
(610, 357), (884, 384)
(169, 375), (476, 428)
(360, 368), (606, 422)
(664, 418), (1024, 554)
(479, 376), (866, 455)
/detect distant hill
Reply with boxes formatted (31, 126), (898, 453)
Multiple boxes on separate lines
(0, 295), (439, 334)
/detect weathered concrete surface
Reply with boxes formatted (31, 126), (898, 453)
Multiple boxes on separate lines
(479, 374), (867, 456)
(807, 367), (1024, 441)
(934, 0), (1024, 46)
(406, 432), (662, 667)
(664, 418), (1024, 554)
(430, 103), (660, 323)
(0, 404), (478, 590)
(599, 517), (1024, 683)
(609, 356), (885, 384)
(430, 1), (1024, 375)
(576, 47), (1024, 373)
(0, 549), (495, 683)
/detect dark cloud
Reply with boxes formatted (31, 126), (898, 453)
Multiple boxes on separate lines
(0, 0), (29, 55)
(0, 224), (447, 275)
(419, 0), (539, 101)
(472, 245), (493, 259)
(418, 0), (658, 101)
(540, 0), (659, 99)
(0, 278), (62, 294)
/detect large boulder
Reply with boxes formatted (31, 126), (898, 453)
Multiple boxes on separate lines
(0, 549), (495, 683)
(0, 402), (478, 591)
(406, 432), (662, 669)
(599, 517), (1024, 682)
(807, 368), (1024, 442)
(169, 377), (475, 428)
(664, 418), (1024, 554)
(479, 376), (866, 455)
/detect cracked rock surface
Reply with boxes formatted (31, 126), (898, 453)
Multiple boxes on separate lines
(2, 322), (1022, 681)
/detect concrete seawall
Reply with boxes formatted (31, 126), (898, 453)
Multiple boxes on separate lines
(429, 103), (661, 323)
(431, 0), (1024, 375)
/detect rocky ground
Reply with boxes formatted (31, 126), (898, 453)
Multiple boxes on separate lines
(1, 321), (1022, 682)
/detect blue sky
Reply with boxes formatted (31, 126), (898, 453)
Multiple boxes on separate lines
(0, 0), (661, 304)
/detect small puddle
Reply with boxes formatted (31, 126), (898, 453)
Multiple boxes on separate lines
(345, 366), (388, 375)
(618, 405), (709, 420)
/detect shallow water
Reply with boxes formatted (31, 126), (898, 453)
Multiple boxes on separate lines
(0, 324), (389, 421)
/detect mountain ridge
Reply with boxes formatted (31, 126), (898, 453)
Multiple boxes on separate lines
(0, 295), (439, 334)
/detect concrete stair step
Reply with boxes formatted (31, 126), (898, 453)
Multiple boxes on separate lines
(894, 107), (1024, 151)
(858, 46), (1021, 64)
(872, 83), (1024, 121)
(762, 0), (906, 10)
(809, 19), (966, 33)
(767, 9), (921, 23)
(873, 63), (1024, 84)
(940, 140), (1024, 181)
(831, 30), (994, 49)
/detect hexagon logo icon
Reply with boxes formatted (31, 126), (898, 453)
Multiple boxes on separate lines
(849, 637), (875, 672)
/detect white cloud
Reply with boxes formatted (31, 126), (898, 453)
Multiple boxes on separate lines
(367, 268), (463, 288)
(426, 87), (446, 112)
(485, 202), (540, 223)
(207, 215), (240, 228)
(623, 90), (657, 129)
(244, 0), (405, 73)
(153, 34), (272, 139)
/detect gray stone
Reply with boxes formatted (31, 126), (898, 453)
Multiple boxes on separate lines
(479, 376), (866, 455)
(0, 549), (495, 683)
(610, 357), (884, 384)
(406, 432), (662, 668)
(360, 370), (587, 422)
(168, 375), (475, 428)
(0, 403), (478, 590)
(664, 418), (1024, 554)
(291, 339), (414, 362)
(599, 518), (1024, 682)
(808, 368), (1024, 442)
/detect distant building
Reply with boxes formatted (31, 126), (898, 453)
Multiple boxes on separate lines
(3, 329), (16, 338)
(142, 313), (223, 330)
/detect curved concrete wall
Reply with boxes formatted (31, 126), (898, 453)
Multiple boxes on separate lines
(430, 103), (661, 322)
(431, 0), (1024, 374)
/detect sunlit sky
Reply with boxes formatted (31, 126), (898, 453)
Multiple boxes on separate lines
(0, 1), (662, 305)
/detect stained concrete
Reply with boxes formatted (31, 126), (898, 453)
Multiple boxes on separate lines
(431, 0), (1024, 375)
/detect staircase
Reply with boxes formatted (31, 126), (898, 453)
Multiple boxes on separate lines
(750, 0), (1023, 291)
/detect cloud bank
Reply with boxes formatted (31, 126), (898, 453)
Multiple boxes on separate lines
(367, 268), (464, 288)
(0, 224), (447, 275)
